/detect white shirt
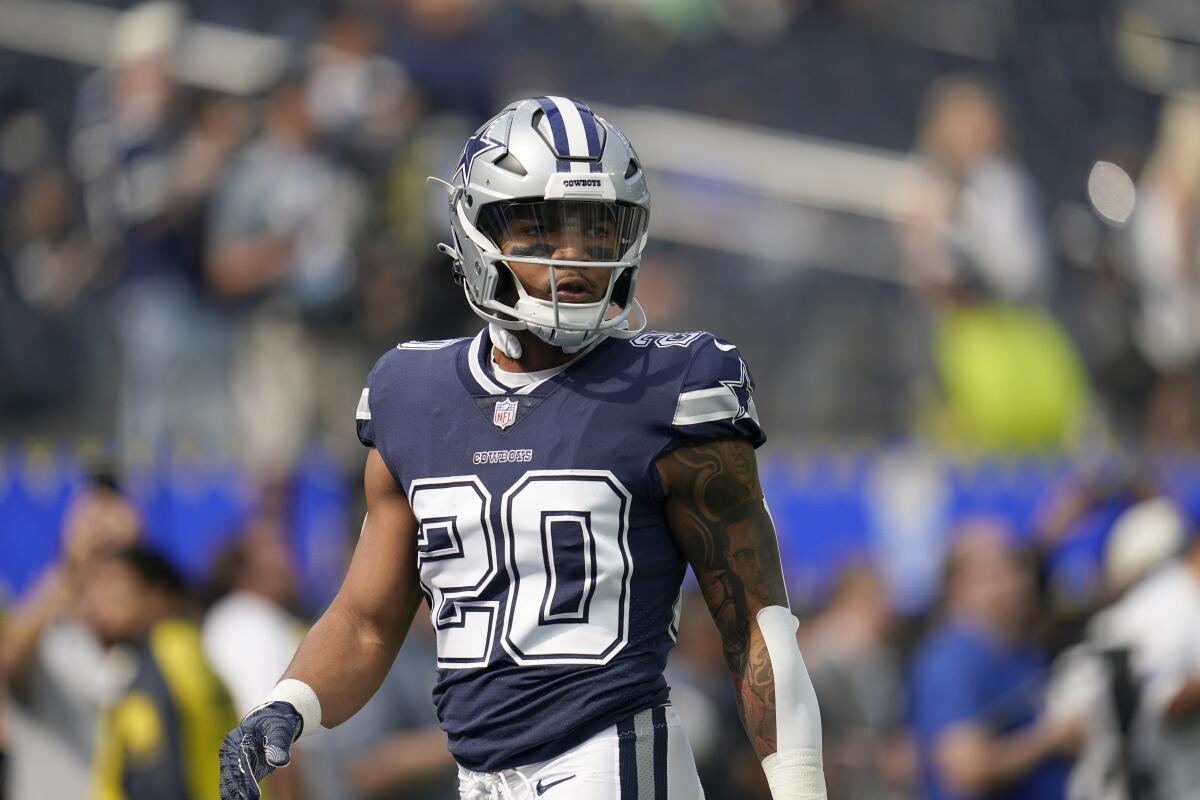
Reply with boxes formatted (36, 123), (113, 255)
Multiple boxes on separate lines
(490, 356), (573, 390)
(5, 619), (113, 800)
(1094, 561), (1200, 800)
(201, 590), (304, 716)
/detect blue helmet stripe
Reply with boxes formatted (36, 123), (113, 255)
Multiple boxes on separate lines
(535, 96), (571, 172)
(572, 100), (604, 172)
(573, 100), (601, 158)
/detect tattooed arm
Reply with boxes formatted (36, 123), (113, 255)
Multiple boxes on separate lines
(657, 437), (790, 759)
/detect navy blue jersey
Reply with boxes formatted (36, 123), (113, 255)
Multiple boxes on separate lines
(355, 328), (764, 772)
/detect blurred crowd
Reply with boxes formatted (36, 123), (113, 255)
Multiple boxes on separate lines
(1, 0), (1199, 458)
(4, 460), (1200, 800)
(2, 0), (1200, 798)
(1, 472), (458, 799)
(0, 0), (494, 475)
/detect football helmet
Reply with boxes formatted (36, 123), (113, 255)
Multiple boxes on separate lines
(433, 97), (650, 350)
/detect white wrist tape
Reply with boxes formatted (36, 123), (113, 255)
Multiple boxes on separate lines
(762, 749), (827, 800)
(262, 678), (323, 738)
(757, 605), (826, 800)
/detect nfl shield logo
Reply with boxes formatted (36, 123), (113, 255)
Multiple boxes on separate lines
(493, 398), (519, 430)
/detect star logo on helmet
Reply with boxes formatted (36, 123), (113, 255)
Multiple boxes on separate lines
(719, 359), (755, 423)
(455, 126), (504, 185)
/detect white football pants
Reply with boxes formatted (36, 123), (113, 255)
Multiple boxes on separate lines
(457, 705), (705, 800)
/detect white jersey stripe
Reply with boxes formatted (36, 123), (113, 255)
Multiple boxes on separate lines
(398, 338), (468, 350)
(356, 388), (371, 420)
(672, 386), (760, 426)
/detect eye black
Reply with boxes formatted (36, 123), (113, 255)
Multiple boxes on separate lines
(509, 243), (554, 257)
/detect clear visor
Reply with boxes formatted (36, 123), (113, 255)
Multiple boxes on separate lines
(477, 199), (648, 263)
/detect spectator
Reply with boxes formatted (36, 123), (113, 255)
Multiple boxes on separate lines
(1087, 506), (1200, 799)
(1050, 497), (1189, 800)
(206, 72), (362, 312)
(0, 166), (97, 429)
(1126, 94), (1200, 449)
(85, 544), (237, 800)
(909, 519), (1079, 799)
(1028, 462), (1159, 616)
(0, 475), (138, 800)
(202, 509), (302, 716)
(804, 565), (912, 798)
(894, 77), (1089, 452)
(1102, 498), (1186, 596)
(387, 0), (496, 120)
(202, 504), (307, 800)
(305, 6), (415, 165)
(71, 1), (234, 458)
(207, 72), (366, 478)
(896, 76), (1051, 305)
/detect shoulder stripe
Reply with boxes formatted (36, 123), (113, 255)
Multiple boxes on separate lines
(397, 338), (468, 350)
(356, 388), (371, 420)
(673, 386), (760, 426)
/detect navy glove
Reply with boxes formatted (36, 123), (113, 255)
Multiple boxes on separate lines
(219, 701), (303, 800)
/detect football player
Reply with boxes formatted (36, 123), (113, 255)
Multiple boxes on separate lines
(220, 97), (826, 800)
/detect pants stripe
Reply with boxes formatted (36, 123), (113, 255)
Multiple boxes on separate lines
(652, 706), (668, 799)
(633, 709), (656, 797)
(618, 716), (638, 799)
(617, 708), (672, 799)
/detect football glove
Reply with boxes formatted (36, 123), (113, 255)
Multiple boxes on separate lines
(218, 701), (303, 800)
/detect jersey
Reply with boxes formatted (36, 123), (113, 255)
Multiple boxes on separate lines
(93, 619), (237, 800)
(356, 328), (765, 773)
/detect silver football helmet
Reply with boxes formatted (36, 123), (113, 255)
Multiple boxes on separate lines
(432, 96), (651, 350)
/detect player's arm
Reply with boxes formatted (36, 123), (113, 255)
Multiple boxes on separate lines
(220, 449), (423, 800)
(659, 437), (826, 800)
(0, 568), (72, 689)
(278, 448), (423, 724)
(934, 718), (1078, 795)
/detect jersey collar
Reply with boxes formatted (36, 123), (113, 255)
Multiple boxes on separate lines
(456, 328), (609, 397)
(463, 329), (508, 395)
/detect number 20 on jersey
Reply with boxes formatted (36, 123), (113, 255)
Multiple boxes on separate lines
(410, 470), (633, 669)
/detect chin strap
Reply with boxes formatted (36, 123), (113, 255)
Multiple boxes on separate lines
(488, 323), (523, 359)
(607, 298), (647, 340)
(487, 299), (647, 357)
(543, 299), (648, 353)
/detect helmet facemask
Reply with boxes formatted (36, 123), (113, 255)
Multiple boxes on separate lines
(462, 198), (649, 350)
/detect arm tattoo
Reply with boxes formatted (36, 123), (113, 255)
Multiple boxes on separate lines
(660, 438), (789, 759)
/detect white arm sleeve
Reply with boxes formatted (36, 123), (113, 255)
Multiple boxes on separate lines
(757, 605), (827, 800)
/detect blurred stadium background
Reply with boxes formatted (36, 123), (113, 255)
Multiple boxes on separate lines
(2, 0), (1200, 798)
